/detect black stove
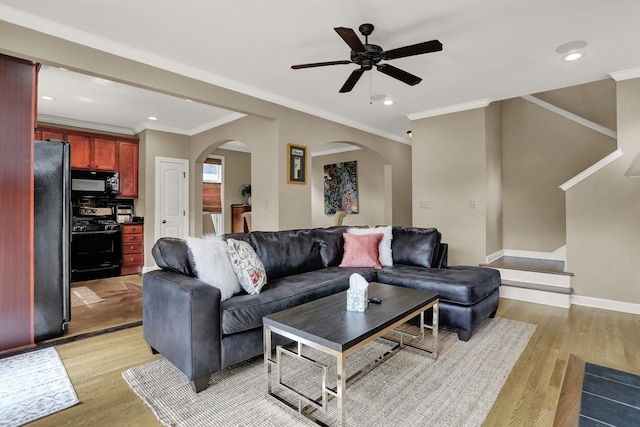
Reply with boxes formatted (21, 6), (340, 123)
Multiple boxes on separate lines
(72, 217), (120, 233)
(71, 212), (122, 281)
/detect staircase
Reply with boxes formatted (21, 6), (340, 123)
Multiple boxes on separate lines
(481, 256), (573, 308)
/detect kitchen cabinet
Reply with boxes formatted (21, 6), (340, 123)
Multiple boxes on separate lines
(35, 125), (139, 197)
(67, 134), (92, 169)
(0, 54), (36, 352)
(92, 138), (117, 171)
(121, 224), (144, 275)
(118, 141), (139, 198)
(68, 136), (116, 171)
(35, 129), (64, 141)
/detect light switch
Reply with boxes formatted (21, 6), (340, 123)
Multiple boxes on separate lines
(418, 200), (430, 209)
(470, 199), (477, 209)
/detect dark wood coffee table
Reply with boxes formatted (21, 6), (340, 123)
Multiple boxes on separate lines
(263, 282), (438, 426)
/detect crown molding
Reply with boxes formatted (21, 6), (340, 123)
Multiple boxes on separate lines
(37, 114), (135, 135)
(133, 112), (248, 136)
(609, 67), (640, 81)
(407, 99), (491, 120)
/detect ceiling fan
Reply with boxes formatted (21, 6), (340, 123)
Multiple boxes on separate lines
(291, 23), (443, 93)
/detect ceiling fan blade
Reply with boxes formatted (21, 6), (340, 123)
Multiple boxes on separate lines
(334, 27), (366, 52)
(376, 64), (422, 86)
(383, 40), (443, 60)
(291, 60), (352, 69)
(339, 68), (365, 93)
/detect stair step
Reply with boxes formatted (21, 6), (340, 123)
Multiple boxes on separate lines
(481, 256), (574, 276)
(501, 279), (573, 295)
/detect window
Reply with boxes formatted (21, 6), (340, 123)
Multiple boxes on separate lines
(203, 163), (221, 183)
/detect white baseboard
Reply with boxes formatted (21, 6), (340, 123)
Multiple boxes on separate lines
(485, 246), (566, 264)
(503, 246), (566, 262)
(501, 285), (640, 315)
(485, 250), (503, 264)
(571, 295), (640, 315)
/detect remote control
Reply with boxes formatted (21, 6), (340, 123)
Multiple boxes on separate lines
(368, 297), (382, 304)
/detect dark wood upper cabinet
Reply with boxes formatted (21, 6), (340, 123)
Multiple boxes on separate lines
(67, 134), (92, 169)
(36, 126), (139, 198)
(118, 141), (139, 198)
(92, 138), (117, 172)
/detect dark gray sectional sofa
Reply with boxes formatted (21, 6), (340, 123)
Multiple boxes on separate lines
(143, 226), (501, 392)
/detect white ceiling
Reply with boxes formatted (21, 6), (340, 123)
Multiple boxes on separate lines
(2, 0), (640, 143)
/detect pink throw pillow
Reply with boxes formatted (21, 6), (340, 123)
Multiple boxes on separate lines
(339, 232), (383, 269)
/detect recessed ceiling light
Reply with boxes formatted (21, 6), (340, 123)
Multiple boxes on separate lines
(40, 95), (54, 101)
(563, 52), (583, 61)
(383, 99), (394, 106)
(556, 40), (587, 62)
(148, 116), (158, 121)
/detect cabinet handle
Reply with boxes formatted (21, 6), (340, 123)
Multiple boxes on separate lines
(130, 245), (135, 250)
(130, 257), (136, 262)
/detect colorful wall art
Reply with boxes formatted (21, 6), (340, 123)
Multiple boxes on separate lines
(323, 161), (358, 214)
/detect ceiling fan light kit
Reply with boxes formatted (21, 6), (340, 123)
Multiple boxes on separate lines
(292, 23), (443, 93)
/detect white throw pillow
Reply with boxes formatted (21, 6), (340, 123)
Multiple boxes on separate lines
(226, 238), (268, 295)
(347, 226), (393, 266)
(184, 234), (241, 301)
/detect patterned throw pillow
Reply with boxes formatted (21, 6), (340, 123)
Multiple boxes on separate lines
(226, 238), (268, 295)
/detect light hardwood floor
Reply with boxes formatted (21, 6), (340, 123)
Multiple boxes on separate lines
(29, 297), (640, 426)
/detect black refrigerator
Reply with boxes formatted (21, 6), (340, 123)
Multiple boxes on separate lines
(34, 139), (71, 341)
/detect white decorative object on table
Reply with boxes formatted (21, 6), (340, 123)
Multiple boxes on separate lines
(346, 273), (369, 312)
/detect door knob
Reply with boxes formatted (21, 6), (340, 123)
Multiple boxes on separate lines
(162, 220), (167, 223)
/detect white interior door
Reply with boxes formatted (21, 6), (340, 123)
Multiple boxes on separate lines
(156, 157), (189, 240)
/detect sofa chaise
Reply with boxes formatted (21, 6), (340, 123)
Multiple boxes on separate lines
(143, 226), (501, 392)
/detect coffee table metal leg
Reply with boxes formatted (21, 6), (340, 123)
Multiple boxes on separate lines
(264, 325), (273, 395)
(336, 353), (346, 427)
(432, 303), (439, 358)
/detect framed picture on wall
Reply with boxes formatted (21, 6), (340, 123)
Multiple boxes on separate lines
(287, 143), (307, 184)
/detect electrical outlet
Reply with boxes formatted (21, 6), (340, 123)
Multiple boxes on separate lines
(470, 199), (477, 209)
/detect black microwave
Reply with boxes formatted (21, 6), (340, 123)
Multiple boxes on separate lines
(71, 170), (119, 196)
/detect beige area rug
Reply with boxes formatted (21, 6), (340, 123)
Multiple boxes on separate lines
(70, 286), (104, 307)
(0, 347), (79, 426)
(123, 317), (536, 426)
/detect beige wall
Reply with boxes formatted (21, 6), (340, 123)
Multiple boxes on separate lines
(190, 115), (276, 233)
(485, 102), (503, 255)
(502, 97), (617, 252)
(566, 78), (640, 303)
(137, 129), (190, 267)
(412, 107), (493, 265)
(311, 148), (388, 228)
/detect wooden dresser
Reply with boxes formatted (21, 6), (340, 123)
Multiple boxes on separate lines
(121, 224), (144, 275)
(231, 204), (251, 233)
